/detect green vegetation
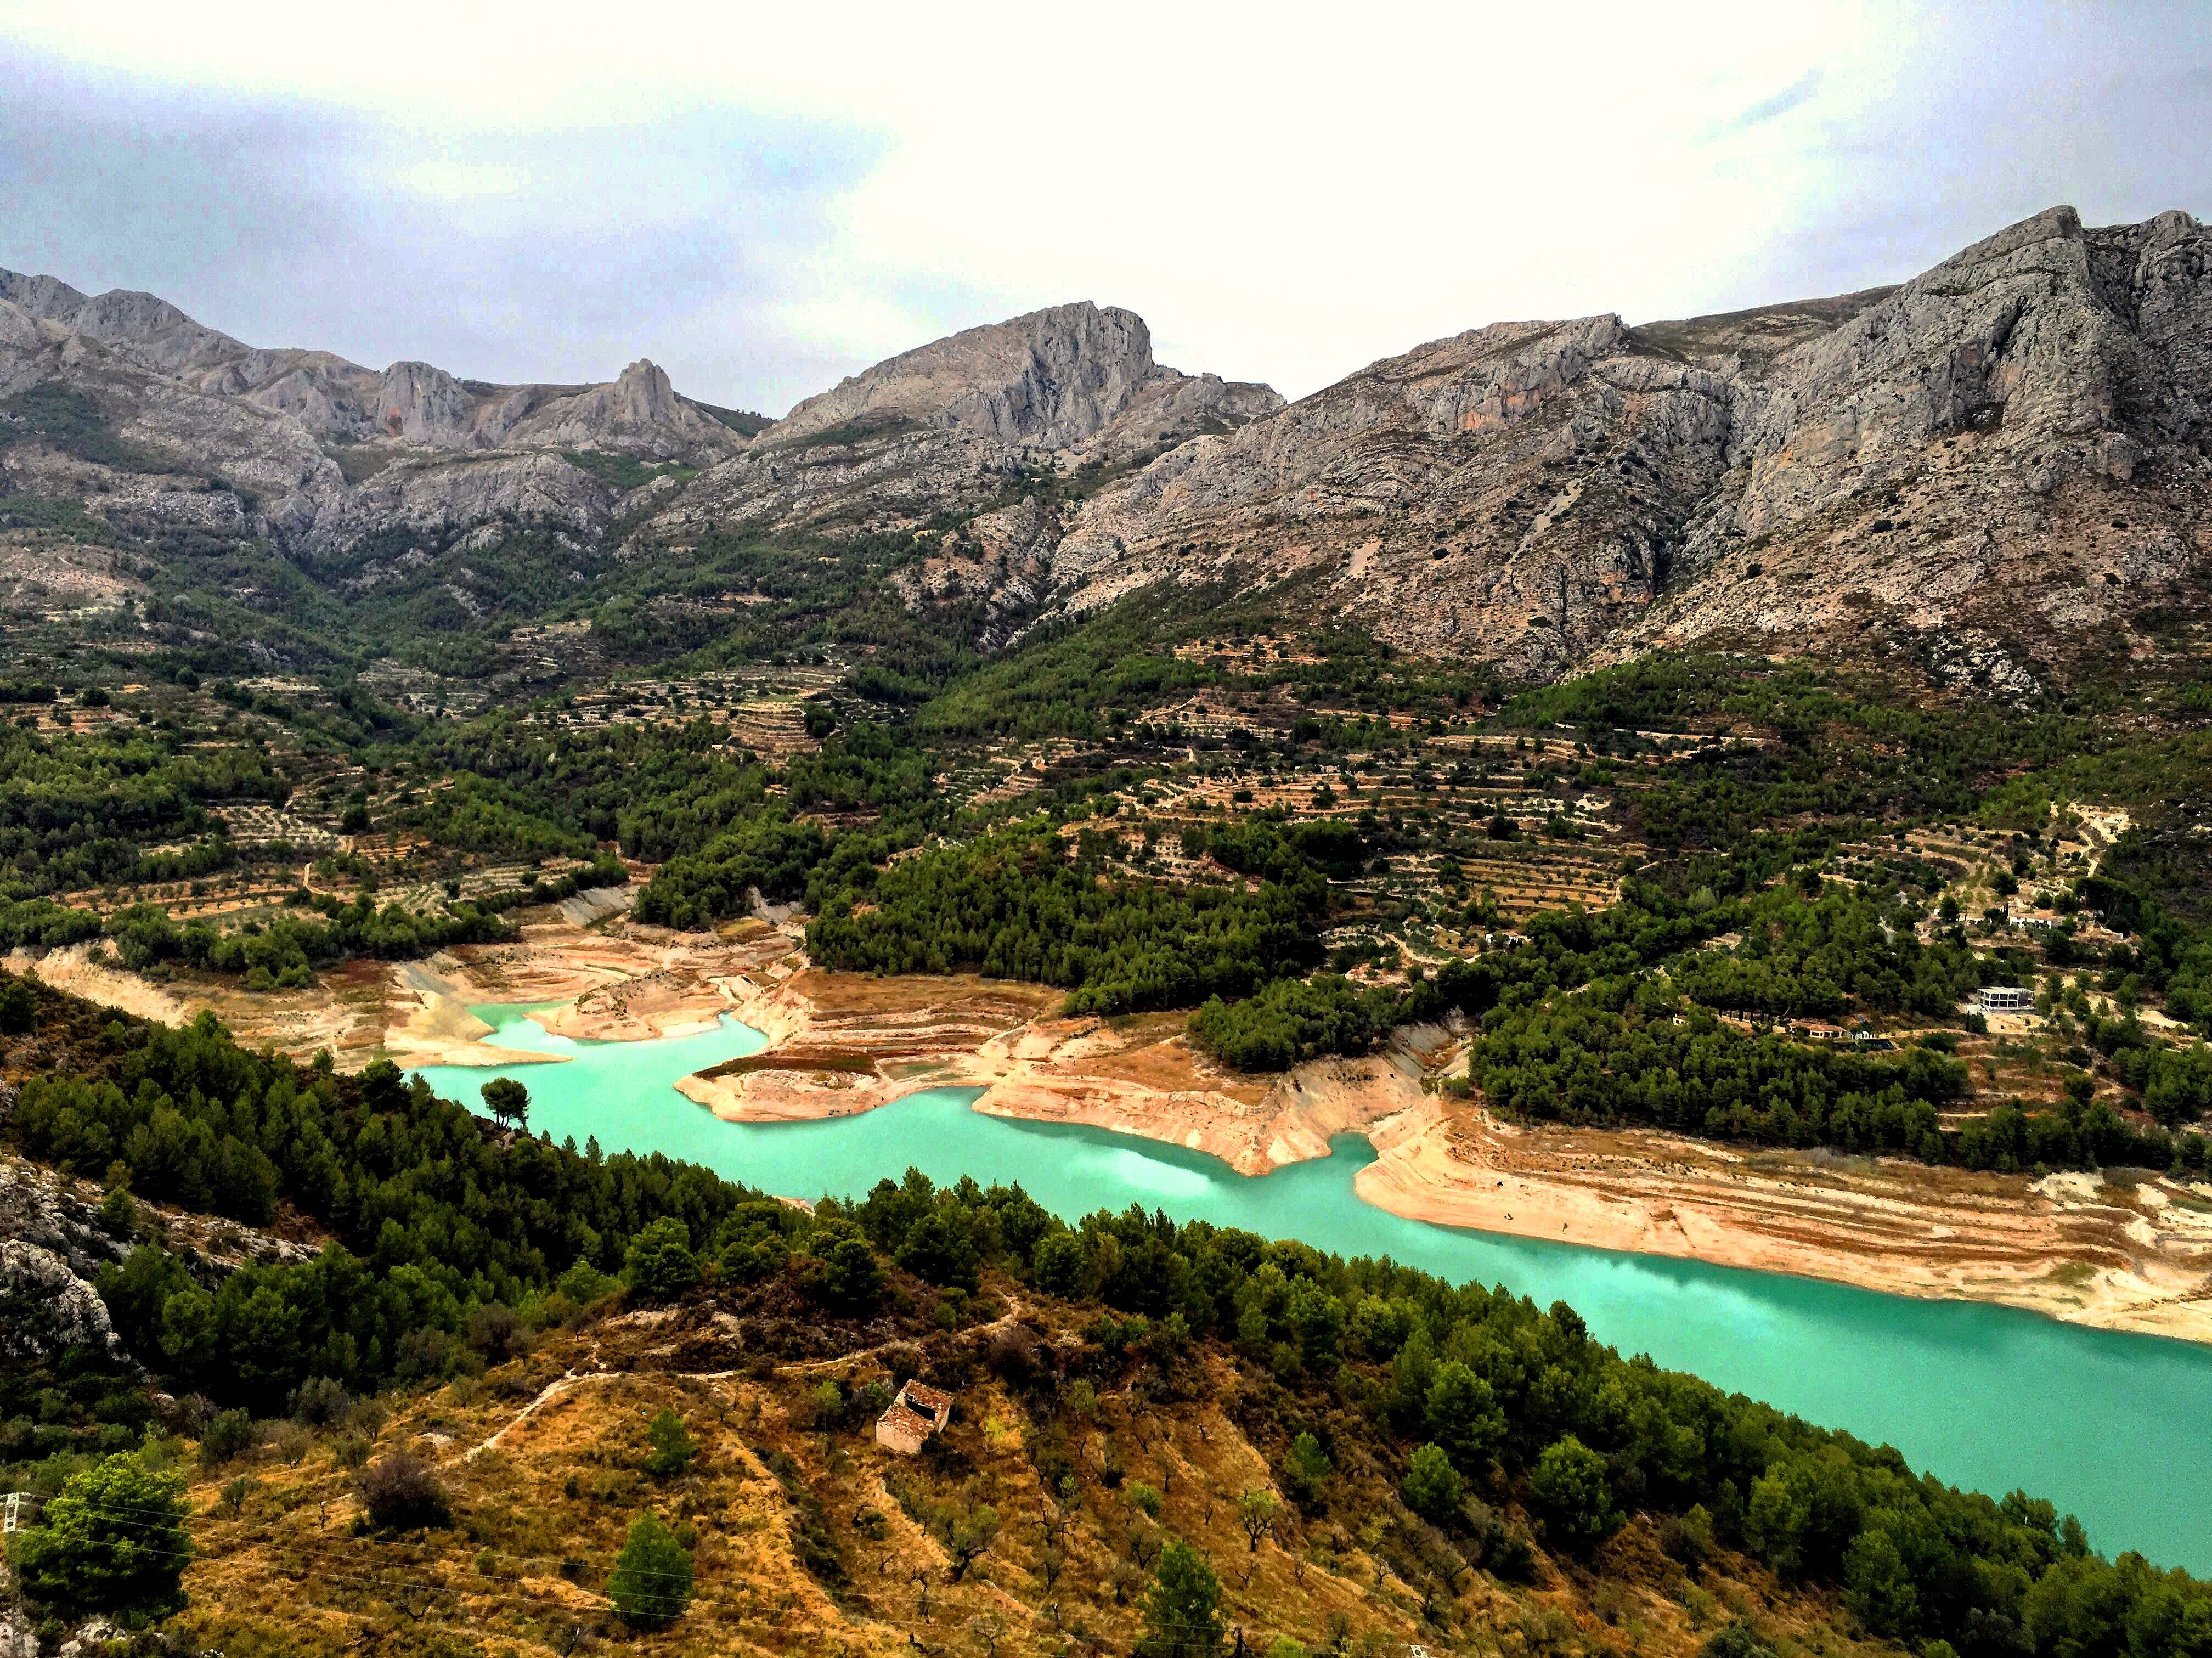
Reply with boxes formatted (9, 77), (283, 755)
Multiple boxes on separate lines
(9, 1454), (193, 1621)
(4, 966), (2212, 1652)
(806, 825), (1325, 1014)
(0, 718), (284, 899)
(1136, 1536), (1228, 1657)
(607, 1509), (693, 1628)
(564, 450), (697, 492)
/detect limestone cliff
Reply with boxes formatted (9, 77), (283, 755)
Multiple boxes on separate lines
(649, 301), (1284, 540)
(1034, 206), (2212, 688)
(0, 269), (743, 571)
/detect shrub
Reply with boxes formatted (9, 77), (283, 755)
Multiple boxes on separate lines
(1701, 1623), (1780, 1658)
(466, 1301), (528, 1363)
(292, 1375), (353, 1428)
(199, 1408), (257, 1468)
(359, 1451), (452, 1531)
(608, 1509), (693, 1629)
(11, 1455), (192, 1619)
(331, 1434), (374, 1471)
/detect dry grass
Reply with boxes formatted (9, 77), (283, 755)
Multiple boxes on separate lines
(168, 1289), (1883, 1658)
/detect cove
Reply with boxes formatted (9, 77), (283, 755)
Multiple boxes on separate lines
(411, 1006), (2212, 1574)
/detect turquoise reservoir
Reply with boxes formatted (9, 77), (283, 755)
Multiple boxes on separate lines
(412, 1006), (2212, 1572)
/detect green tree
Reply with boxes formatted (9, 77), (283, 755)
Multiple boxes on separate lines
(1400, 1442), (1464, 1524)
(1284, 1431), (1332, 1506)
(1425, 1360), (1504, 1474)
(608, 1509), (693, 1629)
(1032, 1230), (1092, 1298)
(479, 1076), (530, 1132)
(1137, 1537), (1228, 1657)
(12, 1454), (192, 1619)
(944, 1502), (1001, 1581)
(1843, 1524), (1922, 1639)
(823, 1234), (885, 1313)
(0, 975), (35, 1034)
(894, 1209), (981, 1291)
(645, 1407), (697, 1478)
(1237, 1486), (1279, 1552)
(624, 1217), (699, 1301)
(1286, 1278), (1348, 1368)
(1528, 1434), (1617, 1553)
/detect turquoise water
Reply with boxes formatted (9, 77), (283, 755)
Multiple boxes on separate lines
(413, 1006), (2212, 1573)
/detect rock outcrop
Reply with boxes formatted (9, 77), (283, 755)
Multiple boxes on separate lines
(0, 1153), (317, 1367)
(648, 301), (1283, 540)
(0, 1239), (126, 1365)
(1031, 206), (2212, 685)
(0, 268), (745, 573)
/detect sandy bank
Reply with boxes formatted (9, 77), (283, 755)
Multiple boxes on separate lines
(1353, 1097), (2212, 1344)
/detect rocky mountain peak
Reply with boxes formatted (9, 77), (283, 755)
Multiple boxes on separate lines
(376, 359), (475, 444)
(766, 300), (1161, 452)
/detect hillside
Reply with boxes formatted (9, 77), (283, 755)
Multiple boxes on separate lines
(3, 976), (2202, 1658)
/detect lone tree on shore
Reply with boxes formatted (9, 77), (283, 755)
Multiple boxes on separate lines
(481, 1076), (530, 1133)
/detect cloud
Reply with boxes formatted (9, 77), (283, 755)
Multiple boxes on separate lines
(1708, 71), (1825, 139)
(0, 49), (889, 412)
(1, 2), (2208, 413)
(387, 160), (534, 202)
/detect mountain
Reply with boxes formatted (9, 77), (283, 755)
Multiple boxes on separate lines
(645, 300), (1284, 541)
(4, 205), (2208, 693)
(1011, 206), (2211, 693)
(0, 269), (749, 572)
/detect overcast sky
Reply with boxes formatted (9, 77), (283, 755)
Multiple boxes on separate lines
(3, 2), (2208, 415)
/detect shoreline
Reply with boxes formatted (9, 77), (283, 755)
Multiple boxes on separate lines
(1350, 1097), (2212, 1345)
(38, 902), (2211, 1347)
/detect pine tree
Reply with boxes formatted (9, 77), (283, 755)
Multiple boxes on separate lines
(645, 1407), (697, 1478)
(1136, 1537), (1226, 1657)
(608, 1509), (693, 1629)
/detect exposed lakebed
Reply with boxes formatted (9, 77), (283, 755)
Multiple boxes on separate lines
(411, 1004), (2212, 1573)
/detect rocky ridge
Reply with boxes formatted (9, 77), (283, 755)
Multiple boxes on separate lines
(0, 269), (744, 570)
(1006, 206), (2212, 687)
(643, 301), (1283, 542)
(6, 206), (2209, 685)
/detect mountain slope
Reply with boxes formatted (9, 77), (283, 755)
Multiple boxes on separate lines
(5, 205), (2208, 695)
(1023, 206), (2212, 691)
(0, 269), (746, 579)
(646, 300), (1283, 541)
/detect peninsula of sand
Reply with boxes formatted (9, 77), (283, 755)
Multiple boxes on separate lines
(18, 888), (2212, 1347)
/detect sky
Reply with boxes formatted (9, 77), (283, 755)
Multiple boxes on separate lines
(2, 1), (2208, 416)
